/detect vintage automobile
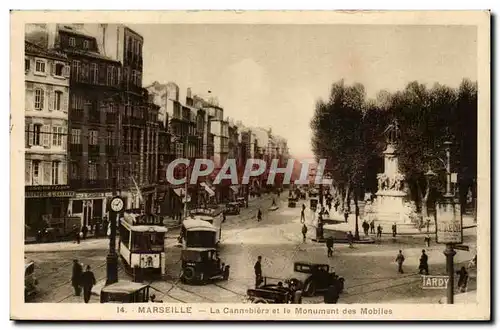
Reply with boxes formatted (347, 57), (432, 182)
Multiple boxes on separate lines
(100, 281), (151, 303)
(24, 258), (38, 299)
(288, 197), (297, 208)
(246, 277), (303, 304)
(292, 262), (343, 297)
(180, 247), (230, 285)
(236, 197), (246, 208)
(224, 202), (241, 215)
(310, 198), (319, 211)
(308, 188), (319, 198)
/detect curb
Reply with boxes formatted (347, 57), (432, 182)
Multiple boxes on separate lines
(312, 238), (376, 244)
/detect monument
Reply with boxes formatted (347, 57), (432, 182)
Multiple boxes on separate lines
(372, 120), (412, 224)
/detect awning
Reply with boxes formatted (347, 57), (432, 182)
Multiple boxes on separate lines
(201, 182), (215, 197)
(174, 188), (186, 197)
(230, 186), (239, 193)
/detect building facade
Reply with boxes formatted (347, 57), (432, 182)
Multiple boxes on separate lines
(24, 41), (72, 231)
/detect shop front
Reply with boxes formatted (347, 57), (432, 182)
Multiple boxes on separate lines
(68, 191), (113, 227)
(25, 185), (75, 233)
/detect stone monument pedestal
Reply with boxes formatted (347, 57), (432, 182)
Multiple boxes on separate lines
(374, 190), (409, 224)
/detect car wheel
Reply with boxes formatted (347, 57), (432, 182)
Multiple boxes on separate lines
(182, 266), (196, 283)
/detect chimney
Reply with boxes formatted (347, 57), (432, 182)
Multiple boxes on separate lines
(187, 87), (192, 99)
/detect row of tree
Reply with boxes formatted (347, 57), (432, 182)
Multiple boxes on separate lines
(310, 78), (477, 217)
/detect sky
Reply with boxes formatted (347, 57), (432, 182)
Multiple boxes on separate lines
(132, 24), (477, 158)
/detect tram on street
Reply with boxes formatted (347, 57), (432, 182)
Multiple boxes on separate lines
(118, 210), (169, 276)
(180, 218), (218, 248)
(189, 208), (223, 243)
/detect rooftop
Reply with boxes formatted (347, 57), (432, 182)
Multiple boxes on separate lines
(25, 41), (68, 61)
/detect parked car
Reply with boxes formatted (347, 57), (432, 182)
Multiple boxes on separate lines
(224, 202), (241, 215)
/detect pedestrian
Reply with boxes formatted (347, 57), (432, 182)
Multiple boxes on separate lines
(326, 236), (334, 257)
(377, 224), (383, 238)
(343, 208), (349, 223)
(456, 266), (469, 293)
(395, 250), (405, 274)
(81, 265), (96, 303)
(370, 220), (375, 234)
(419, 249), (429, 275)
(424, 235), (431, 247)
(75, 228), (81, 244)
(300, 207), (306, 223)
(392, 223), (397, 238)
(222, 213), (226, 223)
(347, 231), (354, 248)
(81, 225), (88, 240)
(334, 200), (340, 212)
(257, 208), (262, 222)
(71, 259), (83, 296)
(272, 198), (276, 206)
(254, 256), (263, 288)
(301, 224), (308, 243)
(362, 220), (369, 236)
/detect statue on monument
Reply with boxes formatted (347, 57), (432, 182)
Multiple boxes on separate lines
(383, 119), (401, 145)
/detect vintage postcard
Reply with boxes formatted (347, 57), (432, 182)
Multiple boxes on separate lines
(10, 10), (490, 320)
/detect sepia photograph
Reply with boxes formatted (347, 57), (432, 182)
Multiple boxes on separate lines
(10, 10), (490, 320)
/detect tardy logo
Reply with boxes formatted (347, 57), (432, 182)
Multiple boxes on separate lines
(422, 275), (449, 289)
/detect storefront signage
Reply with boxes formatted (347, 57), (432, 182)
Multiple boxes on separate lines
(75, 192), (113, 199)
(25, 185), (71, 192)
(26, 191), (75, 198)
(435, 200), (463, 244)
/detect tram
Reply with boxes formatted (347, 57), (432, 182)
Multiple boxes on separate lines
(118, 210), (169, 276)
(180, 218), (218, 249)
(189, 208), (223, 243)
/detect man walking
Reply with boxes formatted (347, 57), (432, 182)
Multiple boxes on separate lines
(362, 220), (369, 236)
(377, 224), (383, 238)
(395, 250), (405, 274)
(343, 208), (349, 223)
(301, 224), (308, 243)
(300, 205), (306, 223)
(326, 236), (334, 257)
(392, 223), (397, 238)
(347, 231), (354, 248)
(419, 250), (429, 275)
(370, 220), (375, 234)
(254, 256), (263, 288)
(81, 265), (96, 303)
(257, 208), (262, 222)
(71, 259), (83, 296)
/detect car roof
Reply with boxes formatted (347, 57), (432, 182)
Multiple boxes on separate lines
(295, 261), (328, 267)
(101, 280), (149, 294)
(183, 247), (217, 252)
(182, 219), (216, 231)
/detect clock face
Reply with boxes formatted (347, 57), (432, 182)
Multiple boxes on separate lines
(110, 197), (124, 212)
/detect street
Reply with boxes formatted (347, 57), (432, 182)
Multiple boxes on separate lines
(25, 193), (477, 304)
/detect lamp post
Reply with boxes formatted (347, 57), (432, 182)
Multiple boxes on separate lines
(424, 168), (437, 231)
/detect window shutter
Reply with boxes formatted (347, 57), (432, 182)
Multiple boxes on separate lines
(62, 127), (67, 151)
(62, 92), (68, 113)
(49, 61), (55, 76)
(25, 83), (34, 111)
(28, 124), (34, 146)
(48, 90), (54, 111)
(61, 161), (67, 185)
(63, 64), (70, 78)
(43, 161), (51, 185)
(42, 125), (50, 147)
(25, 160), (31, 185)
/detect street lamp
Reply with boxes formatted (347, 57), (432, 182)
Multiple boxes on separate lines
(424, 167), (437, 227)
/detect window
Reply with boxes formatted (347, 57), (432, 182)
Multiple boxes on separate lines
(106, 131), (114, 145)
(81, 62), (89, 81)
(52, 126), (63, 146)
(88, 162), (97, 180)
(71, 128), (81, 144)
(51, 161), (60, 185)
(70, 161), (80, 179)
(71, 60), (80, 79)
(32, 160), (40, 185)
(35, 60), (46, 74)
(54, 90), (63, 110)
(90, 63), (98, 84)
(83, 40), (89, 49)
(25, 59), (30, 72)
(54, 63), (64, 76)
(89, 130), (99, 145)
(107, 66), (113, 85)
(34, 88), (44, 110)
(33, 124), (42, 146)
(69, 37), (76, 47)
(71, 94), (84, 110)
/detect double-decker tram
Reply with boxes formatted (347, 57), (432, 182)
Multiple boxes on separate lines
(189, 208), (223, 244)
(119, 210), (168, 276)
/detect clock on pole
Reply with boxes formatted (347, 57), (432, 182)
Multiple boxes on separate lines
(110, 196), (124, 213)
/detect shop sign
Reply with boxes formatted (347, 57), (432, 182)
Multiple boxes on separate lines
(75, 192), (113, 199)
(26, 191), (75, 198)
(25, 185), (71, 192)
